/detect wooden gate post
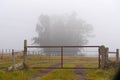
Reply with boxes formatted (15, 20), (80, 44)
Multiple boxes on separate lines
(23, 40), (28, 69)
(116, 49), (119, 63)
(61, 46), (63, 68)
(98, 47), (101, 68)
(12, 49), (15, 70)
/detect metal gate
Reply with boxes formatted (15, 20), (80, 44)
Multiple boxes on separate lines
(24, 40), (100, 69)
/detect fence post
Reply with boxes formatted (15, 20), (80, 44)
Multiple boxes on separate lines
(6, 49), (7, 54)
(12, 49), (15, 71)
(23, 40), (28, 69)
(9, 49), (11, 56)
(1, 49), (3, 59)
(116, 49), (119, 63)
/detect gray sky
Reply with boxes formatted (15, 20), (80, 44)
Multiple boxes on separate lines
(0, 0), (120, 51)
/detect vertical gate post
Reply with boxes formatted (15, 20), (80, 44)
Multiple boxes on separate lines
(23, 40), (28, 69)
(61, 46), (63, 68)
(116, 49), (119, 63)
(98, 47), (101, 68)
(12, 49), (15, 70)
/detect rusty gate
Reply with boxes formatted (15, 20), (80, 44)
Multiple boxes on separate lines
(23, 40), (100, 69)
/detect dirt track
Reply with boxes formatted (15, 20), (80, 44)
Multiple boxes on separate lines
(73, 65), (87, 80)
(26, 63), (87, 80)
(26, 63), (61, 80)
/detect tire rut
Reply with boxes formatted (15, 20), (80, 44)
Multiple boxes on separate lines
(73, 65), (87, 80)
(26, 63), (61, 80)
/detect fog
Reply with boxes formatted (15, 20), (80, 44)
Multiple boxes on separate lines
(0, 0), (120, 51)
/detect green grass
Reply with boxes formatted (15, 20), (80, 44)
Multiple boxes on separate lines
(0, 57), (23, 68)
(36, 62), (83, 80)
(36, 69), (80, 80)
(34, 56), (116, 80)
(0, 69), (38, 80)
(86, 68), (116, 80)
(0, 56), (118, 80)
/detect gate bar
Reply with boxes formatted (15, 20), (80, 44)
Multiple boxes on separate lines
(98, 48), (101, 68)
(27, 46), (100, 48)
(32, 67), (98, 69)
(61, 47), (63, 68)
(108, 52), (116, 54)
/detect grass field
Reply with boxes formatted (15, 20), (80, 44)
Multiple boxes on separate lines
(0, 55), (118, 80)
(27, 56), (99, 68)
(0, 56), (23, 69)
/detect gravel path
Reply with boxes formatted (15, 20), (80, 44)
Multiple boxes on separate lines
(73, 65), (87, 80)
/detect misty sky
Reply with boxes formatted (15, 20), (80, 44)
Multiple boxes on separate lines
(0, 0), (120, 51)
